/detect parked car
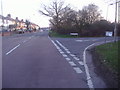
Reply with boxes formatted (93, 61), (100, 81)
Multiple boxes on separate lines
(17, 29), (24, 34)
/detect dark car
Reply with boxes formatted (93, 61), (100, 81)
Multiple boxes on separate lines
(17, 29), (24, 34)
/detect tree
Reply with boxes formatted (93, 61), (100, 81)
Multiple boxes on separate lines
(25, 20), (30, 30)
(57, 6), (78, 34)
(7, 14), (11, 18)
(83, 4), (102, 24)
(75, 4), (102, 36)
(39, 1), (103, 36)
(39, 0), (66, 31)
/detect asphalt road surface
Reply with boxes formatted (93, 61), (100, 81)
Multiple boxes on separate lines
(2, 31), (116, 88)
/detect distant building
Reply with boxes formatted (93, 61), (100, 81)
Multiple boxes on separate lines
(0, 14), (40, 32)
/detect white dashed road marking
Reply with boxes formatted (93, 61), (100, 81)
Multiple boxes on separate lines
(6, 44), (20, 55)
(68, 61), (76, 66)
(23, 40), (27, 43)
(62, 54), (68, 57)
(73, 57), (80, 61)
(60, 51), (64, 54)
(6, 36), (35, 55)
(76, 40), (92, 42)
(73, 67), (83, 73)
(70, 54), (75, 57)
(78, 61), (84, 65)
(66, 51), (71, 54)
(65, 58), (71, 61)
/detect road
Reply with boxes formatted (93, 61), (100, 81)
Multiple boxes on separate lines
(2, 31), (116, 88)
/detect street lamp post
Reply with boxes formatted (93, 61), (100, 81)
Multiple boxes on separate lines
(1, 0), (4, 36)
(114, 0), (118, 42)
(106, 3), (113, 21)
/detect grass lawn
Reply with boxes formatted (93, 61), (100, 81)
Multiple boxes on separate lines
(49, 31), (79, 38)
(96, 41), (119, 71)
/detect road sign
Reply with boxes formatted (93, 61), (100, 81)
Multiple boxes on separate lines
(70, 33), (78, 36)
(106, 31), (113, 36)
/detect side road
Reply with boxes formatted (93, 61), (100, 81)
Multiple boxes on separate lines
(85, 40), (118, 88)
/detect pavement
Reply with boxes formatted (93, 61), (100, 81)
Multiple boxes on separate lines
(2, 30), (117, 88)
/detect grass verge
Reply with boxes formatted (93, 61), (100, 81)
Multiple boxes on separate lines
(96, 41), (119, 72)
(49, 31), (79, 38)
(91, 41), (119, 88)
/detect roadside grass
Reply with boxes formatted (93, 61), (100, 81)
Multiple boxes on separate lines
(49, 31), (79, 38)
(96, 41), (119, 72)
(49, 30), (105, 38)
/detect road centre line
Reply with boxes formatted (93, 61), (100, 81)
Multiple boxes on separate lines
(70, 54), (76, 57)
(78, 61), (84, 65)
(76, 40), (95, 42)
(61, 54), (68, 57)
(49, 36), (113, 89)
(23, 40), (27, 43)
(76, 40), (89, 42)
(6, 44), (20, 55)
(6, 36), (35, 55)
(65, 58), (71, 61)
(66, 51), (71, 54)
(55, 40), (81, 61)
(68, 61), (76, 66)
(22, 36), (34, 43)
(59, 51), (64, 54)
(73, 67), (83, 73)
(73, 57), (80, 61)
(48, 37), (84, 81)
(56, 40), (70, 53)
(55, 39), (94, 88)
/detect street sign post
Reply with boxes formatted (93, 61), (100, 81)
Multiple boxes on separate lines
(106, 31), (113, 37)
(105, 31), (113, 43)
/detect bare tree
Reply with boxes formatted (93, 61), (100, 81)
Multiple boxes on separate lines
(81, 4), (102, 24)
(39, 0), (66, 30)
(39, 1), (103, 36)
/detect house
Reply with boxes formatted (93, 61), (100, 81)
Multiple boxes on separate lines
(0, 14), (40, 35)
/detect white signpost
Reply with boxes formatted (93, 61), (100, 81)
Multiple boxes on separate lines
(105, 31), (113, 43)
(106, 31), (113, 37)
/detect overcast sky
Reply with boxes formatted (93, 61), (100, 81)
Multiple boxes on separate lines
(1, 0), (116, 27)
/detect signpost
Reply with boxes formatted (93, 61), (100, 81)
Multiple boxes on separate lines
(105, 31), (113, 43)
(106, 31), (113, 37)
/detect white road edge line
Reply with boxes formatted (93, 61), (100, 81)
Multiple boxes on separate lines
(83, 43), (96, 88)
(6, 44), (20, 55)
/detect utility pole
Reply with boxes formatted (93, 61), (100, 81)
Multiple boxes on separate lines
(118, 1), (120, 23)
(114, 0), (118, 42)
(1, 0), (4, 36)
